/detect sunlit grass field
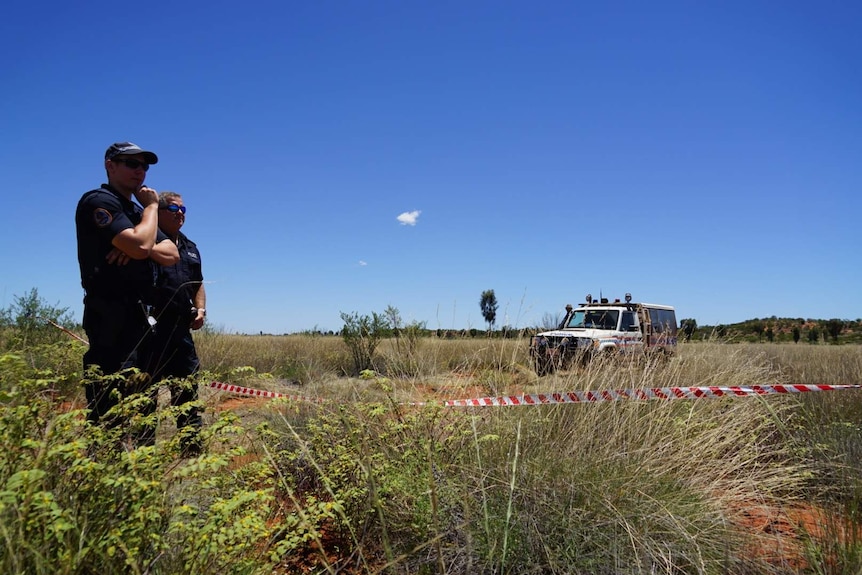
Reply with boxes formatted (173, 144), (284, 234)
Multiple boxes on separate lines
(2, 331), (861, 574)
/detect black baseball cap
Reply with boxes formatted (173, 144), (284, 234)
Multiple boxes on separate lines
(105, 142), (158, 164)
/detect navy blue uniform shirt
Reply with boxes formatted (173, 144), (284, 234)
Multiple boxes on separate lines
(75, 185), (168, 301)
(154, 232), (203, 316)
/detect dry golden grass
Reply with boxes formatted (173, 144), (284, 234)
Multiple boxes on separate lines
(196, 334), (861, 401)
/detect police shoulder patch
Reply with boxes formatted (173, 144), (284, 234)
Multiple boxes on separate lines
(93, 208), (113, 227)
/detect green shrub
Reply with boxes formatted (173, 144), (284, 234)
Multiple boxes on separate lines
(339, 311), (389, 375)
(0, 355), (298, 574)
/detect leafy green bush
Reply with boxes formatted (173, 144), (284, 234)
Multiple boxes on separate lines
(0, 288), (79, 352)
(339, 311), (389, 375)
(0, 354), (301, 574)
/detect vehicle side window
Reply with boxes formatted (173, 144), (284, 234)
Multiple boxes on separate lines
(664, 311), (678, 336)
(621, 311), (637, 331)
(649, 309), (663, 333)
(648, 309), (677, 335)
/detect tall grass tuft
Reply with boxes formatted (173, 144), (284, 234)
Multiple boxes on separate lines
(258, 344), (815, 573)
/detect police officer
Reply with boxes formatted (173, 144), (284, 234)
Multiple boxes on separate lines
(146, 191), (206, 455)
(75, 142), (179, 437)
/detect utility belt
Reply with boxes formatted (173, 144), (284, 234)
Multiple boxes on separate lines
(84, 290), (147, 306)
(82, 274), (154, 304)
(154, 305), (198, 325)
(152, 288), (196, 322)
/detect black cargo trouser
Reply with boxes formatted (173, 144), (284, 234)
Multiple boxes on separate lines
(82, 295), (156, 437)
(142, 312), (202, 448)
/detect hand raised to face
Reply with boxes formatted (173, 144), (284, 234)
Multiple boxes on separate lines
(134, 186), (159, 207)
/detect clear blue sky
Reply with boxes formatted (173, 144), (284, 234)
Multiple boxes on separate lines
(1, 1), (860, 334)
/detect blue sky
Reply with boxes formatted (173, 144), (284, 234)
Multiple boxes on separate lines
(1, 1), (860, 334)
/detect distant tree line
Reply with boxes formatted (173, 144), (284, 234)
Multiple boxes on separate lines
(4, 287), (859, 346)
(293, 316), (862, 345)
(686, 317), (862, 345)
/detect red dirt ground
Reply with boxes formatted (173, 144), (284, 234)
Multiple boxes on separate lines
(728, 500), (841, 571)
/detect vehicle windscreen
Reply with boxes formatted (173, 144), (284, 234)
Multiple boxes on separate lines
(566, 310), (619, 330)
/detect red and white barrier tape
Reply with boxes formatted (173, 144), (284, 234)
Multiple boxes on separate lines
(209, 381), (860, 407)
(208, 381), (324, 403)
(40, 317), (90, 344)
(440, 384), (861, 407)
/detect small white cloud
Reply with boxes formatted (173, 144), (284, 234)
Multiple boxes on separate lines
(358, 260), (368, 266)
(397, 210), (421, 226)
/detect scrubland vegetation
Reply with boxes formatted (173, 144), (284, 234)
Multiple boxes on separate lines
(2, 293), (862, 574)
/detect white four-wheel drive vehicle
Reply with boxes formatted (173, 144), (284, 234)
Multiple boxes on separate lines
(529, 293), (678, 375)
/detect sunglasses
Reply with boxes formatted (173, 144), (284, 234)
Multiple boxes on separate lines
(160, 204), (187, 214)
(113, 158), (150, 172)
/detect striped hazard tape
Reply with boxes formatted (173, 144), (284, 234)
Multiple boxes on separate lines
(209, 381), (860, 407)
(440, 384), (861, 407)
(208, 381), (324, 403)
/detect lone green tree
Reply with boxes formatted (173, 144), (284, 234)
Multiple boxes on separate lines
(751, 321), (765, 342)
(825, 319), (844, 343)
(340, 310), (389, 374)
(479, 289), (498, 331)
